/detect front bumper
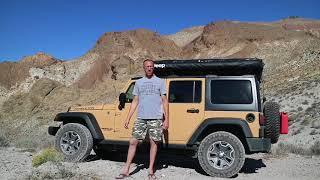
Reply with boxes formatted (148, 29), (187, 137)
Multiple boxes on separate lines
(246, 138), (271, 153)
(48, 126), (60, 136)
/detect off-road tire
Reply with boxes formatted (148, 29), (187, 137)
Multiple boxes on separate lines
(264, 101), (280, 144)
(197, 131), (245, 178)
(55, 123), (93, 162)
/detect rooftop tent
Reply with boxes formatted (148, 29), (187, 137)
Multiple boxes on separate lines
(153, 58), (264, 82)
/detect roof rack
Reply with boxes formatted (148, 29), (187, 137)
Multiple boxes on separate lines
(154, 58), (264, 82)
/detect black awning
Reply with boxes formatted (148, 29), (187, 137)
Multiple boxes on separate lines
(154, 58), (264, 81)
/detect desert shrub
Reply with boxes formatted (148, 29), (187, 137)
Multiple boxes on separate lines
(310, 141), (320, 155)
(273, 142), (308, 155)
(56, 163), (75, 179)
(310, 129), (318, 135)
(297, 107), (303, 111)
(288, 114), (297, 122)
(300, 118), (311, 126)
(30, 162), (76, 179)
(16, 138), (37, 150)
(302, 100), (309, 105)
(292, 127), (303, 135)
(305, 106), (314, 113)
(32, 148), (63, 167)
(274, 141), (320, 156)
(0, 135), (9, 147)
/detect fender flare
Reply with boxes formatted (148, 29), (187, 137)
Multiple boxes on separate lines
(54, 112), (104, 141)
(187, 118), (253, 145)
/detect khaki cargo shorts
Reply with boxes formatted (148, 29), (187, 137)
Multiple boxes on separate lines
(132, 119), (163, 142)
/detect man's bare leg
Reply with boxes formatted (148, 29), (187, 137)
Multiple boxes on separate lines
(149, 139), (158, 174)
(121, 138), (139, 175)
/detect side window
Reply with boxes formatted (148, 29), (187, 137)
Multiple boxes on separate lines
(169, 81), (201, 103)
(210, 80), (253, 104)
(126, 82), (135, 103)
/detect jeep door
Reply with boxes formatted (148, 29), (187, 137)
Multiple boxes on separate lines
(167, 78), (205, 144)
(114, 81), (137, 140)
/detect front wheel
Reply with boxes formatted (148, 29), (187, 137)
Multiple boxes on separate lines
(54, 123), (93, 162)
(197, 131), (245, 178)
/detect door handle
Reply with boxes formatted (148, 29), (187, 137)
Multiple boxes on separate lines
(187, 108), (199, 113)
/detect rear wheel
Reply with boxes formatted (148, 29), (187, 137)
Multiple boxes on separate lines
(264, 101), (280, 144)
(55, 123), (93, 162)
(197, 131), (245, 178)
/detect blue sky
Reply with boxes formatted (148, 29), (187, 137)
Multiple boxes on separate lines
(0, 0), (319, 62)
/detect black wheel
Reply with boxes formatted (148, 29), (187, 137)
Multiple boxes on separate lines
(197, 131), (245, 178)
(264, 101), (280, 144)
(54, 123), (93, 162)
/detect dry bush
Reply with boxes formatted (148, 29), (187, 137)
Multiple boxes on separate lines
(273, 142), (308, 155)
(288, 114), (297, 122)
(310, 129), (318, 135)
(0, 135), (9, 147)
(31, 162), (75, 179)
(310, 141), (320, 155)
(300, 118), (310, 126)
(292, 127), (303, 135)
(32, 148), (63, 167)
(274, 141), (320, 156)
(15, 138), (38, 150)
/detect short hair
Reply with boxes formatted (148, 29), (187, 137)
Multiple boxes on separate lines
(143, 59), (154, 65)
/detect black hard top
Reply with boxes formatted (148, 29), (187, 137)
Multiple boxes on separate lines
(153, 58), (264, 82)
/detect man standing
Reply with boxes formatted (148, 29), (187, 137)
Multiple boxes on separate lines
(116, 59), (169, 179)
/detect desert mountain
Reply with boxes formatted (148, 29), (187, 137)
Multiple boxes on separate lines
(0, 18), (319, 151)
(77, 29), (182, 88)
(0, 52), (61, 89)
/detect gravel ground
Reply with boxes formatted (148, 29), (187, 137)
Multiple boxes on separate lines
(1, 147), (320, 180)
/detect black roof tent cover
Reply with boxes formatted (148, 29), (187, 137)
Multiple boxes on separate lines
(153, 58), (264, 81)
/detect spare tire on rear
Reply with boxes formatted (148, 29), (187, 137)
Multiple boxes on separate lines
(264, 101), (280, 144)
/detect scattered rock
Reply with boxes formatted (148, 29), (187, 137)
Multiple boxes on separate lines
(31, 161), (77, 179)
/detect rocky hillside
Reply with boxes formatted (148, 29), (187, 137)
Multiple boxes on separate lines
(0, 18), (320, 152)
(0, 52), (61, 89)
(164, 26), (204, 47)
(78, 29), (182, 88)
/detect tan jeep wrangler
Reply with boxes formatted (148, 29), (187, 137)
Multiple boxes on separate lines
(48, 58), (288, 178)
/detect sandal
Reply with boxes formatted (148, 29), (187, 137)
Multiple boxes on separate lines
(148, 173), (157, 180)
(115, 173), (130, 179)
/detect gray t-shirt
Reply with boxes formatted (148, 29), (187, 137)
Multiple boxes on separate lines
(132, 75), (166, 119)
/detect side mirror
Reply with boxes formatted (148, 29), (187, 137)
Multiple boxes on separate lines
(118, 93), (126, 110)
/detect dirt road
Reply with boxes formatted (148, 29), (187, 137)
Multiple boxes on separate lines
(1, 147), (320, 180)
(0, 147), (320, 180)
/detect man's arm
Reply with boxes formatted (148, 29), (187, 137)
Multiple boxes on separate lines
(124, 96), (139, 129)
(161, 95), (169, 130)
